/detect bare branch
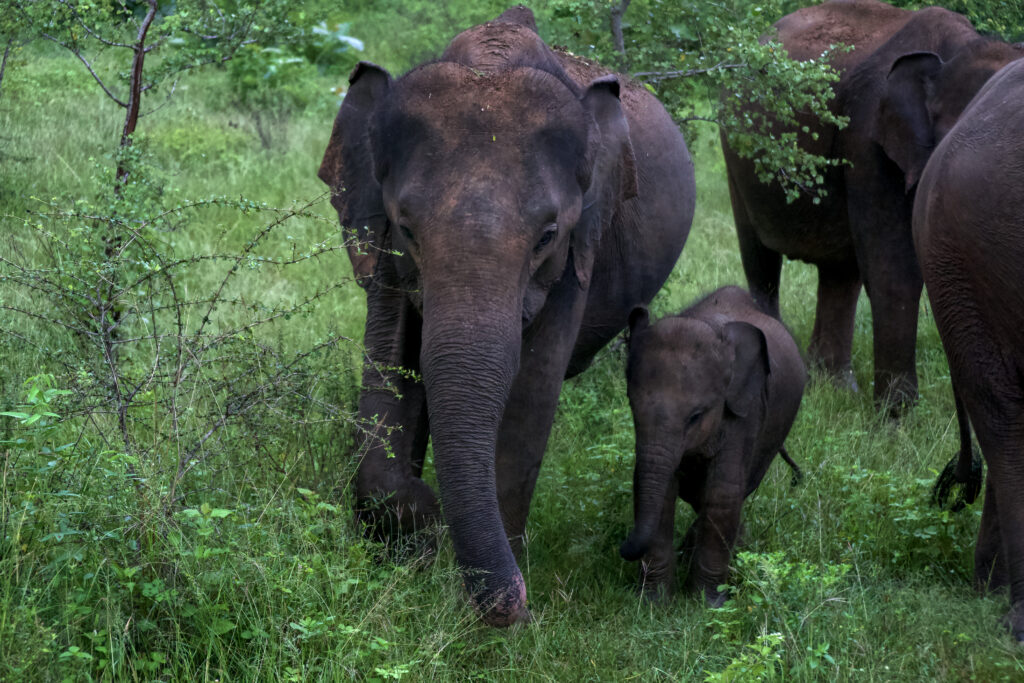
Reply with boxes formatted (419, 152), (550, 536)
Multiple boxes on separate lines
(192, 195), (325, 342)
(40, 32), (128, 107)
(56, 0), (133, 48)
(174, 39), (258, 70)
(632, 62), (746, 82)
(680, 116), (722, 125)
(140, 77), (179, 116)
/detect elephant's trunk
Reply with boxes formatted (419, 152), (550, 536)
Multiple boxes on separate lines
(420, 276), (528, 627)
(620, 441), (678, 561)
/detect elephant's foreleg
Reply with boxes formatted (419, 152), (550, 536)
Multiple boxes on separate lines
(686, 447), (745, 607)
(865, 274), (922, 415)
(355, 376), (435, 538)
(354, 274), (437, 541)
(495, 279), (588, 556)
(808, 263), (861, 391)
(851, 201), (922, 413)
(637, 485), (679, 600)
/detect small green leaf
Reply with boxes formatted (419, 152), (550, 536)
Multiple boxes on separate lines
(208, 618), (236, 635)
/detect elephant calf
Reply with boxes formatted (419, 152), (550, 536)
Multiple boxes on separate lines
(620, 286), (805, 605)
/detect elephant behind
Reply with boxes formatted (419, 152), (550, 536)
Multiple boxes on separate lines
(913, 58), (1024, 642)
(318, 7), (695, 626)
(722, 0), (1023, 412)
(620, 286), (806, 605)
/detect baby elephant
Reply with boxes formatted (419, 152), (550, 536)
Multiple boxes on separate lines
(620, 286), (806, 605)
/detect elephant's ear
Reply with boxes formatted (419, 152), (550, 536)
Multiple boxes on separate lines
(626, 305), (650, 348)
(573, 76), (639, 289)
(874, 52), (943, 193)
(625, 305), (650, 382)
(724, 321), (770, 419)
(319, 62), (392, 287)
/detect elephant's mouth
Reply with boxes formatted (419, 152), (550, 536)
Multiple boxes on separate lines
(521, 286), (548, 330)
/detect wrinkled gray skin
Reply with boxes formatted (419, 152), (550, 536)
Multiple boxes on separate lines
(619, 287), (806, 605)
(318, 7), (695, 626)
(913, 59), (1024, 642)
(723, 0), (1023, 413)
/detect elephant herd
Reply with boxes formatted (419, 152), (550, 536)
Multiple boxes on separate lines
(318, 2), (1024, 639)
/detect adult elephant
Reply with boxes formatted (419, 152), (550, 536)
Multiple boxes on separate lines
(722, 0), (1023, 412)
(318, 7), (695, 626)
(913, 58), (1024, 641)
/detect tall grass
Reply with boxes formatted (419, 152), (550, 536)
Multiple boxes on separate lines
(2, 43), (1023, 681)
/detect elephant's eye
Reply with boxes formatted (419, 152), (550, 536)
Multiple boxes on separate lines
(686, 410), (703, 428)
(399, 224), (416, 245)
(534, 224), (557, 253)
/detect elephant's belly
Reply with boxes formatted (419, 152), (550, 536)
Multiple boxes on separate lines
(748, 194), (855, 265)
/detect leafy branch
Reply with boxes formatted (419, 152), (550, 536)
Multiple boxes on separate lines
(547, 0), (849, 201)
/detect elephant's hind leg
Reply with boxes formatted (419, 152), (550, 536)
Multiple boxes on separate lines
(973, 475), (1009, 591)
(953, 346), (1024, 640)
(970, 408), (1024, 641)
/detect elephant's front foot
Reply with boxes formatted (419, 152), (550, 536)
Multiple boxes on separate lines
(637, 553), (676, 603)
(1001, 602), (1024, 643)
(704, 588), (729, 609)
(833, 367), (859, 393)
(355, 477), (441, 546)
(685, 573), (729, 608)
(875, 374), (918, 419)
(806, 351), (859, 393)
(974, 548), (1010, 593)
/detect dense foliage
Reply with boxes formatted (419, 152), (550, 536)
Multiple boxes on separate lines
(1, 1), (1024, 680)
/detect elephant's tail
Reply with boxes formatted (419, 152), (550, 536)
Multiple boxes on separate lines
(778, 446), (802, 487)
(931, 384), (983, 511)
(932, 451), (983, 511)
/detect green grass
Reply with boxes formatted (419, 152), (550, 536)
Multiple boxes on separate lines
(2, 43), (1024, 682)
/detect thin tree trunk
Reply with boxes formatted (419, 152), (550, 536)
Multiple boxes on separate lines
(115, 0), (158, 187)
(610, 0), (632, 61)
(0, 37), (13, 101)
(107, 0), (157, 364)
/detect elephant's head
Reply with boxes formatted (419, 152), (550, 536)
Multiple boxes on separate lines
(619, 306), (769, 562)
(875, 39), (1024, 192)
(319, 10), (637, 626)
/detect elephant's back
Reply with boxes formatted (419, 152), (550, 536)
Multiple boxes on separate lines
(690, 287), (805, 378)
(557, 49), (696, 372)
(720, 0), (913, 266)
(709, 288), (806, 394)
(553, 49), (693, 182)
(689, 287), (806, 448)
(915, 60), (1024, 350)
(774, 0), (912, 72)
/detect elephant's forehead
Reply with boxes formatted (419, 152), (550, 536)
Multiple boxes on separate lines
(392, 64), (585, 142)
(633, 320), (730, 387)
(652, 317), (721, 349)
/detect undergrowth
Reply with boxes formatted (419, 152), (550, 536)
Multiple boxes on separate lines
(2, 28), (1023, 683)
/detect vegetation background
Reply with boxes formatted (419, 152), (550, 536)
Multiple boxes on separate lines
(2, 0), (1023, 680)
